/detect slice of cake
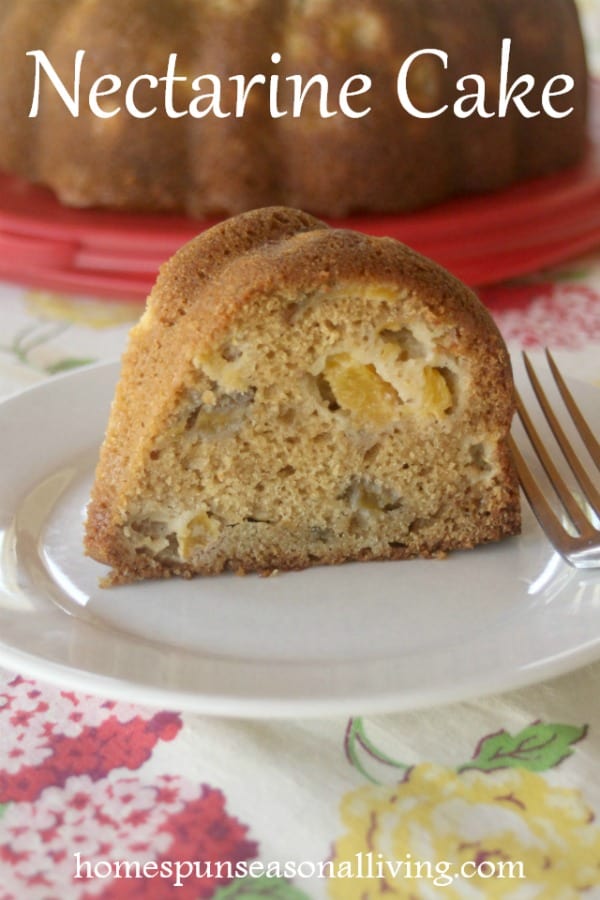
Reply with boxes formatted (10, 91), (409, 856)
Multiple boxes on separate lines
(84, 206), (520, 584)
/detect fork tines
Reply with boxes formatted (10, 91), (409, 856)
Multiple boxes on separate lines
(509, 349), (600, 569)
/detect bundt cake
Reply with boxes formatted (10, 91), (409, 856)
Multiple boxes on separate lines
(84, 206), (521, 584)
(0, 0), (589, 217)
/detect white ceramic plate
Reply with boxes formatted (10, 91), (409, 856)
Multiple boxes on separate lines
(0, 358), (599, 717)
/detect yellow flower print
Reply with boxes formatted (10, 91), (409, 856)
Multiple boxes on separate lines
(25, 291), (142, 329)
(330, 763), (600, 899)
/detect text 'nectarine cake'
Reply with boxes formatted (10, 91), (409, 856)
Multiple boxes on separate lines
(84, 206), (520, 584)
(0, 0), (588, 217)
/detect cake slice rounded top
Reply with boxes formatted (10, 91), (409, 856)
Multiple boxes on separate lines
(85, 206), (519, 582)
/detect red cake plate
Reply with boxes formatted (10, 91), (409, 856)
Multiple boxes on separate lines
(0, 81), (598, 302)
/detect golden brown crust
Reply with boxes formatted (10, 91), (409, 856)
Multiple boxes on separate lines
(85, 206), (520, 584)
(85, 208), (325, 546)
(0, 0), (588, 217)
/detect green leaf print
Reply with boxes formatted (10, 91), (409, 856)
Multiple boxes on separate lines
(0, 803), (7, 820)
(552, 266), (589, 282)
(46, 357), (96, 375)
(459, 722), (587, 773)
(345, 718), (410, 784)
(213, 876), (311, 898)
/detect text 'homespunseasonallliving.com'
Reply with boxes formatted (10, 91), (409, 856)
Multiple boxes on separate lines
(74, 851), (526, 889)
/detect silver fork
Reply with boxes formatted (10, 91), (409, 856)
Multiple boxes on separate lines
(509, 349), (600, 568)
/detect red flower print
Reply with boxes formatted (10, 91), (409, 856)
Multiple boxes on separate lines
(0, 676), (181, 802)
(481, 282), (600, 350)
(0, 775), (258, 900)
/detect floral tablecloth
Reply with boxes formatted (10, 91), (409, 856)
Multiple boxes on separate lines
(1, 0), (600, 892)
(0, 245), (599, 899)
